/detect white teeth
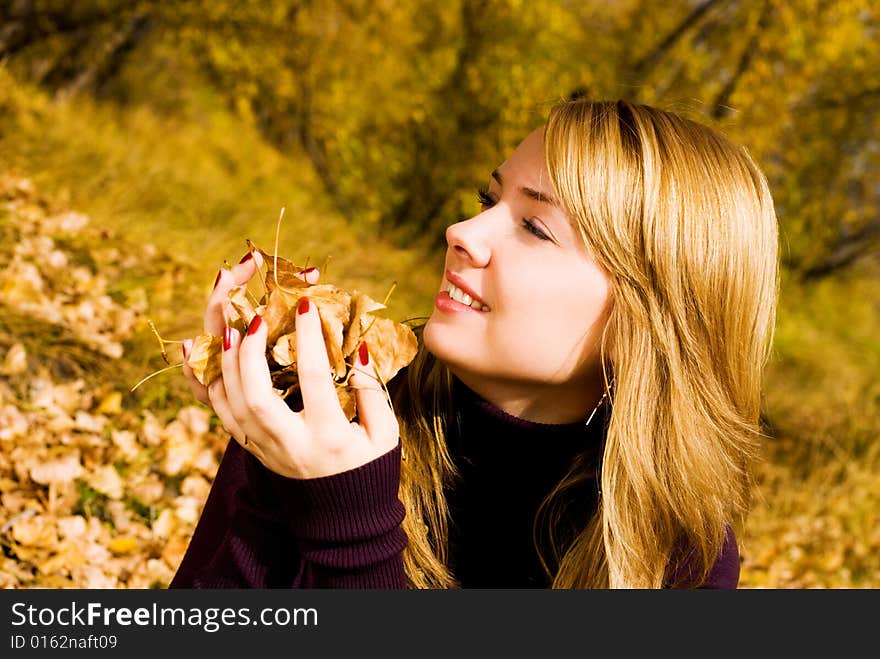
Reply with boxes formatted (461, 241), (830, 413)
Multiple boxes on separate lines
(447, 284), (489, 311)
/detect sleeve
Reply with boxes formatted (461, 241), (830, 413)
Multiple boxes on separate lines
(698, 526), (740, 589)
(663, 525), (741, 589)
(265, 443), (409, 589)
(168, 439), (408, 589)
(168, 438), (298, 588)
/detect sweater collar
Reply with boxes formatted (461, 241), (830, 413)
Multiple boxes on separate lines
(449, 376), (607, 464)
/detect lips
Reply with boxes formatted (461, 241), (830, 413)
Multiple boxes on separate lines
(444, 271), (489, 311)
(445, 283), (489, 310)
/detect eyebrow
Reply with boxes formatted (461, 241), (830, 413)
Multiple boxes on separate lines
(491, 169), (560, 208)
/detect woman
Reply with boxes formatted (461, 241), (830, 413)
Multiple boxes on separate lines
(169, 98), (779, 589)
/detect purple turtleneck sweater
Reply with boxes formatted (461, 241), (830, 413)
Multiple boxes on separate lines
(169, 378), (739, 589)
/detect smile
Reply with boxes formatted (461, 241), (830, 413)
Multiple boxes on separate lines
(446, 283), (490, 311)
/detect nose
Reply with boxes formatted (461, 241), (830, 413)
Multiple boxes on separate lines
(445, 212), (492, 268)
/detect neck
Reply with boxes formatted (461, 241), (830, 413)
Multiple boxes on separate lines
(450, 370), (608, 425)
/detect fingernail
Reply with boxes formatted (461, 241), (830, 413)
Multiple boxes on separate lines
(238, 251), (253, 264)
(358, 341), (369, 366)
(213, 270), (222, 290)
(302, 267), (317, 275)
(247, 315), (263, 336)
(181, 340), (191, 360)
(298, 296), (310, 315)
(223, 326), (233, 351)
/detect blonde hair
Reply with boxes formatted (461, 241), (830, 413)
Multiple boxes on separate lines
(393, 98), (779, 589)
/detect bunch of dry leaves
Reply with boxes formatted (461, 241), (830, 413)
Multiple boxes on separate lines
(184, 240), (418, 420)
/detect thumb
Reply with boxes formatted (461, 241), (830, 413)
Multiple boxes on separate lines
(349, 341), (398, 448)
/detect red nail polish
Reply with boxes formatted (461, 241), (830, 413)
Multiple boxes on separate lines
(238, 252), (253, 264)
(298, 297), (310, 315)
(358, 341), (369, 366)
(213, 270), (222, 290)
(247, 315), (262, 336)
(224, 327), (233, 351)
(302, 267), (317, 274)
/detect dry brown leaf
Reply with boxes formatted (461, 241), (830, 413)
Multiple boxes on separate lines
(85, 465), (124, 500)
(160, 536), (190, 570)
(38, 538), (87, 575)
(188, 334), (223, 386)
(262, 286), (301, 346)
(359, 315), (419, 384)
(12, 514), (58, 548)
(248, 240), (310, 294)
(29, 449), (84, 485)
(342, 290), (386, 357)
(228, 285), (257, 326)
(1, 343), (28, 375)
(337, 387), (357, 421)
(271, 332), (297, 367)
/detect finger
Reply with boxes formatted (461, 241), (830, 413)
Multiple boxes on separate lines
(237, 313), (308, 436)
(181, 338), (210, 406)
(293, 297), (346, 423)
(204, 250), (264, 335)
(349, 341), (399, 447)
(219, 325), (247, 420)
(207, 373), (247, 448)
(300, 266), (320, 285)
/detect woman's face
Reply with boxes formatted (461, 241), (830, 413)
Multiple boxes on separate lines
(423, 127), (613, 422)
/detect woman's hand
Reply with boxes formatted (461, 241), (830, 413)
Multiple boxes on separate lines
(181, 251), (400, 479)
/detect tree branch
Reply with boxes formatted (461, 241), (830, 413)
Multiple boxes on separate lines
(57, 14), (151, 99)
(710, 0), (773, 119)
(632, 0), (725, 79)
(814, 86), (880, 109)
(295, 82), (355, 220)
(0, 4), (119, 59)
(801, 219), (880, 280)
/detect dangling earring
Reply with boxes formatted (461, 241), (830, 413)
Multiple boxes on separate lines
(585, 378), (614, 429)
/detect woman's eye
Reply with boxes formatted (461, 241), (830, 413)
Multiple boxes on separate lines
(522, 218), (552, 241)
(476, 188), (552, 242)
(476, 188), (495, 209)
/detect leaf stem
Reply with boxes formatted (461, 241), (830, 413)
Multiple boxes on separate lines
(130, 362), (183, 392)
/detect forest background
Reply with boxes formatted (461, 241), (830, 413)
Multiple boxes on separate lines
(0, 0), (877, 588)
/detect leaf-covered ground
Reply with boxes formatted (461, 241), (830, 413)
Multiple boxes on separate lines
(0, 175), (230, 588)
(1, 175), (876, 589)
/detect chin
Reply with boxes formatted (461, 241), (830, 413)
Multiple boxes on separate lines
(424, 315), (520, 387)
(421, 315), (443, 359)
(423, 318), (470, 374)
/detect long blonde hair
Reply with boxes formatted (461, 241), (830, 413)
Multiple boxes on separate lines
(393, 98), (779, 589)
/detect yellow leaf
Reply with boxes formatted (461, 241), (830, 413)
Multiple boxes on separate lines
(108, 537), (138, 555)
(95, 391), (122, 415)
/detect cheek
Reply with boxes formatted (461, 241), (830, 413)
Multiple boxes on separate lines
(506, 271), (611, 363)
(512, 264), (610, 327)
